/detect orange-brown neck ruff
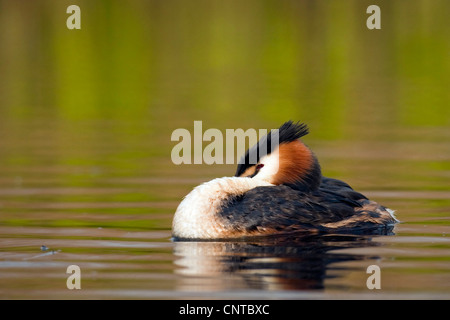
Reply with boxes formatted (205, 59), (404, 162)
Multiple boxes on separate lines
(272, 141), (314, 186)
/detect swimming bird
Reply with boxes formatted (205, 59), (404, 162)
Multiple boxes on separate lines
(172, 121), (397, 240)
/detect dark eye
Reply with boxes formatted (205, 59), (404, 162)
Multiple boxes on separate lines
(256, 164), (264, 171)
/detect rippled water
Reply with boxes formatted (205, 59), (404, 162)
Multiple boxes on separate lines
(1, 125), (449, 299)
(1, 0), (449, 299)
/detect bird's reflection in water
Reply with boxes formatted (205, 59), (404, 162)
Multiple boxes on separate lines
(174, 229), (394, 291)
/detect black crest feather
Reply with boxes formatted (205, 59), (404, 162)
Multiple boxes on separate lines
(277, 121), (309, 144)
(235, 121), (310, 177)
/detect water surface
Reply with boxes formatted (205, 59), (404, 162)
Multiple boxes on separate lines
(0, 0), (449, 299)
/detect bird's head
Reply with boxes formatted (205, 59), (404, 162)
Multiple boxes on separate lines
(235, 121), (322, 192)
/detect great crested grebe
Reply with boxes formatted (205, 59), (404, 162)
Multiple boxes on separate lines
(172, 121), (398, 240)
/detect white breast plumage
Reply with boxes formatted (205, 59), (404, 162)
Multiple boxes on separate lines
(172, 177), (273, 239)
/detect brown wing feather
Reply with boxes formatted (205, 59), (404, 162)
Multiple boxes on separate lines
(218, 184), (364, 235)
